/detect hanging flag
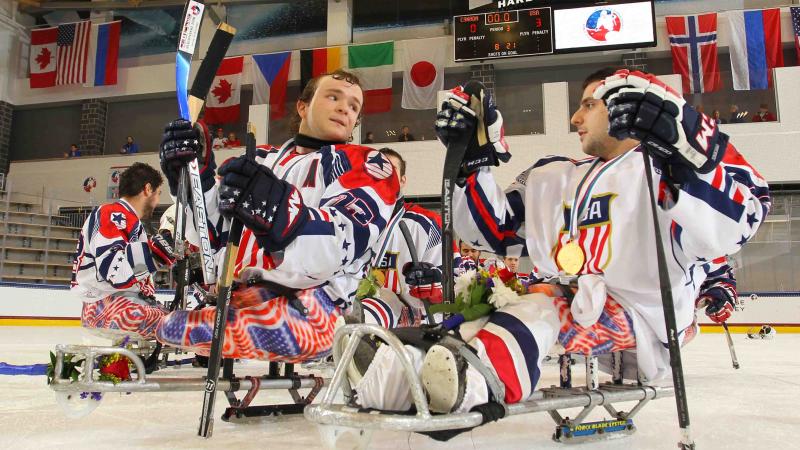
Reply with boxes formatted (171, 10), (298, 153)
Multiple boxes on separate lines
(56, 20), (91, 86)
(203, 56), (244, 124)
(792, 7), (800, 64)
(300, 46), (342, 90)
(400, 39), (445, 110)
(728, 8), (784, 90)
(251, 52), (291, 119)
(30, 27), (58, 89)
(86, 20), (121, 87)
(665, 13), (720, 94)
(348, 41), (394, 114)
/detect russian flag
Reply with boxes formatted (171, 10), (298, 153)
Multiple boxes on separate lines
(728, 8), (784, 90)
(86, 20), (121, 87)
(251, 52), (292, 120)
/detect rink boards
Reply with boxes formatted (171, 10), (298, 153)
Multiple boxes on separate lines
(0, 282), (798, 332)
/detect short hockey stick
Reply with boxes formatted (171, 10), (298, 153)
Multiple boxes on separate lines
(640, 147), (695, 450)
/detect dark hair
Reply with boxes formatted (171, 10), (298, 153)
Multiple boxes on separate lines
(378, 147), (405, 176)
(70, 143), (78, 148)
(581, 66), (628, 91)
(119, 162), (163, 198)
(290, 69), (363, 135)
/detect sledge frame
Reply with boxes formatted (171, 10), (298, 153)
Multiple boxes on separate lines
(50, 344), (325, 399)
(305, 324), (674, 442)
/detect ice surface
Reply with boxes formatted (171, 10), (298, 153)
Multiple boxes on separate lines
(1, 327), (798, 450)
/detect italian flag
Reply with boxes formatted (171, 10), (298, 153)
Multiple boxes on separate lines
(348, 41), (394, 114)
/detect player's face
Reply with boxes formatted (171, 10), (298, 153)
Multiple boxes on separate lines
(460, 243), (481, 262)
(142, 184), (161, 219)
(504, 256), (519, 272)
(385, 154), (407, 190)
(571, 81), (621, 159)
(298, 75), (363, 142)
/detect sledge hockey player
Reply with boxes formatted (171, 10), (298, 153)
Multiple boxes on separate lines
(73, 163), (176, 340)
(348, 68), (770, 418)
(354, 148), (446, 329)
(155, 69), (400, 363)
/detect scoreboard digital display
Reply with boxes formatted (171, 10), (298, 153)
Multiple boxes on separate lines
(454, 8), (554, 62)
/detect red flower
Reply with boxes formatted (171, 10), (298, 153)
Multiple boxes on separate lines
(497, 267), (517, 284)
(98, 354), (131, 384)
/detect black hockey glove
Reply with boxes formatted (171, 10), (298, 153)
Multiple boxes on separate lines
(218, 156), (309, 252)
(159, 118), (217, 196)
(435, 84), (510, 178)
(593, 70), (728, 183)
(402, 261), (443, 303)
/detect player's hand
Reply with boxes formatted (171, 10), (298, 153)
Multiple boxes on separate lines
(456, 256), (479, 274)
(696, 288), (735, 324)
(148, 232), (176, 268)
(593, 70), (728, 179)
(435, 82), (510, 177)
(402, 262), (443, 304)
(218, 156), (308, 252)
(159, 119), (216, 196)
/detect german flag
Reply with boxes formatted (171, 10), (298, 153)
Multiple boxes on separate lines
(300, 46), (342, 90)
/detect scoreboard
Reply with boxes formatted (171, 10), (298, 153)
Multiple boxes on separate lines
(454, 8), (553, 62)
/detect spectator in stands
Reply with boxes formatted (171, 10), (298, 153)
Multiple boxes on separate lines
(694, 104), (704, 115)
(212, 127), (228, 150)
(66, 144), (81, 158)
(364, 131), (375, 144)
(120, 136), (139, 154)
(397, 125), (415, 142)
(752, 103), (777, 122)
(712, 109), (726, 124)
(729, 104), (748, 123)
(225, 132), (241, 147)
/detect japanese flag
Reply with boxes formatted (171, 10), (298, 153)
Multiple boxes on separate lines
(203, 56), (244, 124)
(400, 38), (446, 110)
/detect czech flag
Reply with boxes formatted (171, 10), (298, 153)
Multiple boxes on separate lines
(86, 20), (121, 87)
(728, 8), (784, 90)
(251, 52), (291, 120)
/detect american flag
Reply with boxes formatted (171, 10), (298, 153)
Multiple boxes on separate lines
(56, 21), (91, 85)
(792, 7), (800, 63)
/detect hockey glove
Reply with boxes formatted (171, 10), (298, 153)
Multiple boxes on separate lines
(218, 156), (309, 252)
(593, 70), (728, 179)
(696, 287), (735, 324)
(402, 262), (444, 304)
(159, 119), (216, 196)
(456, 256), (479, 275)
(148, 232), (176, 268)
(435, 84), (510, 177)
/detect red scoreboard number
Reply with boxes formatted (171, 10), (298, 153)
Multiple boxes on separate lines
(454, 7), (554, 62)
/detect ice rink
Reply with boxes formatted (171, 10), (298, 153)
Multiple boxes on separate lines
(1, 326), (798, 450)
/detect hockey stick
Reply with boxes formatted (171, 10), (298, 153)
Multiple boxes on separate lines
(441, 80), (486, 307)
(197, 124), (256, 438)
(722, 322), (740, 369)
(398, 220), (436, 325)
(640, 148), (695, 450)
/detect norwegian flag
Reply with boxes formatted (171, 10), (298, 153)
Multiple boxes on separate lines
(666, 13), (721, 94)
(56, 21), (91, 86)
(792, 7), (800, 63)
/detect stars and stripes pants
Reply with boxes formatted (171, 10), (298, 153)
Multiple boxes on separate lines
(155, 285), (339, 363)
(81, 295), (168, 340)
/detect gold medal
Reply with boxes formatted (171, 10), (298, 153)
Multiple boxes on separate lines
(556, 241), (585, 275)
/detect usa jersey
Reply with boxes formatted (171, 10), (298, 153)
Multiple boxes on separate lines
(375, 202), (444, 299)
(72, 199), (157, 301)
(454, 144), (769, 380)
(204, 140), (400, 311)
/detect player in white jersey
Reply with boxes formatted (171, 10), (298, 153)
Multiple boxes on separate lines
(73, 163), (176, 340)
(154, 70), (400, 363)
(349, 68), (769, 416)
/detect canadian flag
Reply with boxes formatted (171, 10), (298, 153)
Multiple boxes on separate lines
(400, 39), (446, 110)
(30, 27), (58, 89)
(203, 56), (244, 124)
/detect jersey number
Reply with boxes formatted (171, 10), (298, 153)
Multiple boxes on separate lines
(331, 192), (375, 227)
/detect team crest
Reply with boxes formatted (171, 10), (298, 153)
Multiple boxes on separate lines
(558, 193), (616, 274)
(364, 151), (393, 180)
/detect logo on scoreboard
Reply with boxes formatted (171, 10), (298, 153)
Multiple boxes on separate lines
(584, 8), (621, 42)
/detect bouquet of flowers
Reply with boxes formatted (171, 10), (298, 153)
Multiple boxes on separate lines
(430, 265), (527, 322)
